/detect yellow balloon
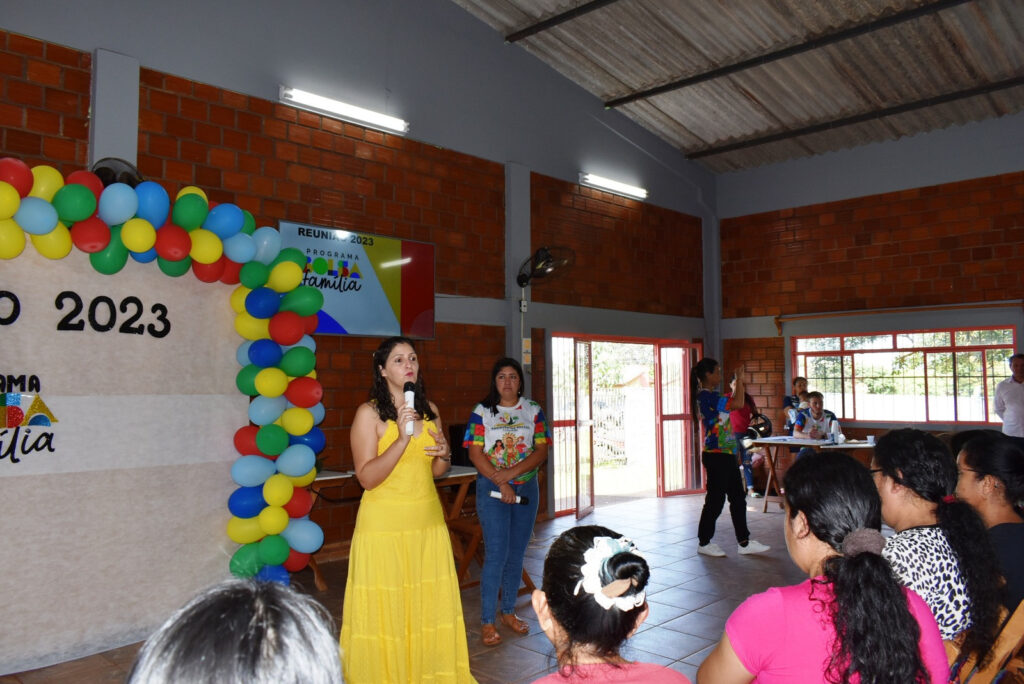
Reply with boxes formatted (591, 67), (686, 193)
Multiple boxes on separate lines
(226, 516), (264, 544)
(254, 367), (288, 398)
(288, 467), (317, 488)
(281, 407), (314, 436)
(234, 311), (270, 340)
(230, 285), (252, 314)
(176, 185), (208, 202)
(28, 165), (64, 202)
(262, 473), (294, 507)
(0, 181), (20, 220)
(266, 261), (304, 293)
(305, 369), (317, 380)
(258, 505), (290, 535)
(0, 218), (26, 259)
(121, 217), (157, 253)
(189, 228), (223, 264)
(30, 221), (72, 259)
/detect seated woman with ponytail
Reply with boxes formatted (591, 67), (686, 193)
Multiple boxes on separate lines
(531, 525), (691, 683)
(698, 452), (948, 683)
(872, 428), (1002, 666)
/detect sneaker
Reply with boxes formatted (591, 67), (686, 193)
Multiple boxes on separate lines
(698, 542), (726, 557)
(747, 489), (763, 498)
(738, 539), (770, 555)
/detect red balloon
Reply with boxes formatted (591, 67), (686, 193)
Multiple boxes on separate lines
(234, 425), (261, 455)
(285, 376), (323, 408)
(283, 487), (313, 518)
(219, 258), (242, 285)
(154, 223), (192, 260)
(65, 170), (104, 202)
(303, 313), (319, 334)
(70, 216), (112, 253)
(268, 311), (305, 346)
(0, 157), (33, 197)
(282, 548), (311, 572)
(192, 256), (226, 283)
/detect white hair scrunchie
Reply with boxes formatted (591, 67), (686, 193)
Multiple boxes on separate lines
(572, 536), (646, 611)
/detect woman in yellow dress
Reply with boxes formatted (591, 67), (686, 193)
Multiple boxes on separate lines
(341, 336), (476, 683)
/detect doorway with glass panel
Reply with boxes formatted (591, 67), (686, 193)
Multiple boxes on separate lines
(549, 335), (704, 517)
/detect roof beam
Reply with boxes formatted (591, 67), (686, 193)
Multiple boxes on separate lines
(687, 74), (1024, 160)
(505, 0), (623, 43)
(606, 0), (974, 108)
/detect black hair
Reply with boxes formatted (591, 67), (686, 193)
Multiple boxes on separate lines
(784, 452), (929, 684)
(959, 431), (1024, 515)
(689, 357), (719, 422)
(806, 390), (824, 401)
(792, 376), (807, 388)
(1009, 353), (1024, 364)
(368, 336), (436, 423)
(874, 428), (1002, 666)
(480, 357), (525, 416)
(541, 525), (650, 671)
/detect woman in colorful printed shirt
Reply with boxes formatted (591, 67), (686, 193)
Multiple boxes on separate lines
(464, 357), (551, 647)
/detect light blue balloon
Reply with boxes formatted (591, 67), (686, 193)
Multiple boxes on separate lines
(252, 226), (282, 265)
(97, 183), (138, 226)
(309, 402), (325, 425)
(129, 247), (158, 263)
(282, 519), (324, 554)
(276, 444), (316, 477)
(249, 395), (287, 425)
(236, 340), (254, 367)
(13, 196), (59, 235)
(223, 232), (257, 263)
(284, 335), (316, 354)
(134, 181), (170, 227)
(203, 203), (244, 239)
(230, 455), (277, 487)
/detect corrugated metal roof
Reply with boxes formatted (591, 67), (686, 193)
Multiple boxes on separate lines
(450, 0), (1024, 172)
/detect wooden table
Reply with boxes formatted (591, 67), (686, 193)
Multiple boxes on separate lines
(749, 438), (876, 512)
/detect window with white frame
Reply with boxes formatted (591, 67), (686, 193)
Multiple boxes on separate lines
(792, 327), (1015, 424)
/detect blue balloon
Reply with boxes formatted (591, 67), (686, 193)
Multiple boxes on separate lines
(97, 183), (138, 226)
(13, 196), (59, 235)
(236, 340), (254, 367)
(203, 203), (244, 239)
(134, 181), (170, 227)
(255, 564), (291, 585)
(223, 232), (256, 263)
(282, 519), (324, 554)
(252, 226), (282, 265)
(245, 287), (280, 319)
(129, 246), (158, 263)
(289, 426), (325, 453)
(284, 335), (316, 354)
(248, 338), (283, 368)
(308, 402), (325, 425)
(228, 485), (267, 518)
(276, 444), (316, 477)
(249, 395), (287, 425)
(230, 455), (277, 487)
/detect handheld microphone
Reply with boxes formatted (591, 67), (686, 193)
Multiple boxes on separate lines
(490, 490), (529, 505)
(403, 382), (416, 436)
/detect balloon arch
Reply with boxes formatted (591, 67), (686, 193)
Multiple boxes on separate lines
(0, 156), (325, 584)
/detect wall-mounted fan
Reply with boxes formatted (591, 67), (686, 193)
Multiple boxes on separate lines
(91, 157), (144, 188)
(516, 246), (573, 287)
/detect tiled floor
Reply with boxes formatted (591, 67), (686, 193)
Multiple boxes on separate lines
(1, 493), (803, 683)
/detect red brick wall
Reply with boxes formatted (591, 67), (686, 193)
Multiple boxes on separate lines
(530, 173), (703, 316)
(722, 337), (786, 431)
(0, 31), (90, 169)
(721, 171), (1024, 318)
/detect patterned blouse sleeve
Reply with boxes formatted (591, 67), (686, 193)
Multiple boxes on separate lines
(532, 402), (551, 445)
(463, 405), (485, 449)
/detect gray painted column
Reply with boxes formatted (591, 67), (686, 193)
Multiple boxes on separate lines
(89, 48), (139, 167)
(505, 161), (532, 375)
(702, 213), (722, 361)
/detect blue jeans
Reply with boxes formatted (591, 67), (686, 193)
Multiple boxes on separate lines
(475, 475), (539, 624)
(734, 432), (754, 489)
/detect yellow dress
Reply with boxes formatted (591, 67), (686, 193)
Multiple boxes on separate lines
(341, 420), (476, 683)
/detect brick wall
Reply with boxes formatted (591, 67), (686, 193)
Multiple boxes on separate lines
(530, 173), (703, 316)
(722, 337), (786, 431)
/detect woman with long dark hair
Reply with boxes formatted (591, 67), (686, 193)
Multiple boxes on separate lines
(872, 428), (1002, 667)
(464, 357), (550, 647)
(697, 452), (948, 683)
(341, 336), (475, 683)
(690, 358), (769, 557)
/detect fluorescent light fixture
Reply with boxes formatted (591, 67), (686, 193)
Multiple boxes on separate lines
(578, 172), (647, 200)
(279, 86), (409, 134)
(379, 257), (412, 268)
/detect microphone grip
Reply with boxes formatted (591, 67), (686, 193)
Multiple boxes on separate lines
(489, 490), (529, 505)
(403, 390), (415, 436)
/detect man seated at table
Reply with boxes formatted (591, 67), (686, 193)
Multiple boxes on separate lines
(792, 391), (839, 458)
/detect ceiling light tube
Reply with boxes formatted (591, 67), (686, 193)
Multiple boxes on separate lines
(279, 86), (409, 134)
(578, 172), (647, 200)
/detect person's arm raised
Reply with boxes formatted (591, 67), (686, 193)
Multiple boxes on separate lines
(725, 366), (745, 410)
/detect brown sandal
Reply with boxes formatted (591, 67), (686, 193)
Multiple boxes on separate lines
(499, 612), (530, 635)
(481, 624), (502, 646)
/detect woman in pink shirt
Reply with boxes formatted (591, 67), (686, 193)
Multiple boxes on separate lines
(697, 452), (949, 684)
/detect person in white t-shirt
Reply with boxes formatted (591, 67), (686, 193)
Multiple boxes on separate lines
(994, 353), (1024, 437)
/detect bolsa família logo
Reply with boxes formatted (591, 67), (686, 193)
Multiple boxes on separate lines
(302, 254), (364, 294)
(2, 375), (58, 464)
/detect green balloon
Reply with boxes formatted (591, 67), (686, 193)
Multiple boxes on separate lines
(271, 247), (306, 269)
(279, 347), (316, 377)
(89, 225), (129, 275)
(258, 534), (290, 565)
(236, 364), (260, 395)
(171, 193), (208, 231)
(280, 286), (324, 317)
(157, 256), (192, 277)
(229, 542), (263, 578)
(256, 424), (289, 456)
(52, 184), (97, 223)
(239, 261), (270, 289)
(241, 210), (256, 235)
